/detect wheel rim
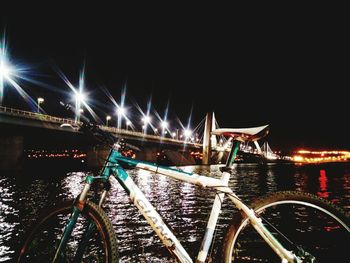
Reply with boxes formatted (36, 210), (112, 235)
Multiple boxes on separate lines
(227, 200), (350, 262)
(19, 204), (109, 263)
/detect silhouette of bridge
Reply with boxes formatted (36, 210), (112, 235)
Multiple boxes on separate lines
(0, 106), (279, 170)
(0, 106), (202, 147)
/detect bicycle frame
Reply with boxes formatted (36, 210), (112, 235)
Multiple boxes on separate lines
(54, 141), (297, 263)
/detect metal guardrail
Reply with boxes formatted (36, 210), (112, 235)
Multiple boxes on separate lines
(0, 106), (202, 147)
(99, 125), (202, 147)
(0, 105), (76, 125)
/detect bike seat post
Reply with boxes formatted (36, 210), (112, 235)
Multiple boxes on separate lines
(225, 141), (240, 168)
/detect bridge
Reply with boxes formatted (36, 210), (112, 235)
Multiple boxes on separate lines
(0, 106), (278, 170)
(0, 105), (202, 147)
(0, 33), (280, 170)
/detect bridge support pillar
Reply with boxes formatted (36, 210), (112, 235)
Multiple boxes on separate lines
(136, 147), (159, 162)
(202, 112), (213, 164)
(0, 136), (23, 170)
(86, 145), (111, 168)
(163, 150), (195, 166)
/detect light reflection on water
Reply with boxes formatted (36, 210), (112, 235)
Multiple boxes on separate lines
(1, 163), (350, 262)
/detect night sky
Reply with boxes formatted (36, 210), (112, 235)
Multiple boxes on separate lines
(1, 7), (349, 152)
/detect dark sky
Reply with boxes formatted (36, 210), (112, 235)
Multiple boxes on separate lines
(1, 7), (349, 151)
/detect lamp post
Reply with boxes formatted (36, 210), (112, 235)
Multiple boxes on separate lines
(37, 97), (44, 113)
(184, 129), (192, 142)
(0, 49), (13, 106)
(161, 121), (168, 136)
(126, 120), (131, 131)
(116, 107), (126, 129)
(106, 115), (111, 126)
(74, 92), (85, 123)
(141, 115), (151, 134)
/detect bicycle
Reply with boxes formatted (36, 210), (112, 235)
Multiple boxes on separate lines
(17, 104), (350, 262)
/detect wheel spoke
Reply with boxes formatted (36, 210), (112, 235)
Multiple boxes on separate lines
(223, 191), (350, 263)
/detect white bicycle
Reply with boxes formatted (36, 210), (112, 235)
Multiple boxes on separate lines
(18, 121), (350, 262)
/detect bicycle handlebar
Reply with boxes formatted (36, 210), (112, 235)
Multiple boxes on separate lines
(59, 101), (117, 146)
(59, 101), (140, 152)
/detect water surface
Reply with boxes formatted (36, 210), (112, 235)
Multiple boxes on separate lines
(1, 163), (350, 262)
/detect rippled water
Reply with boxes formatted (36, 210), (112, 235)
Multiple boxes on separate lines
(1, 163), (350, 262)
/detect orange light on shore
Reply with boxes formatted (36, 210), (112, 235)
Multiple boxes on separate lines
(293, 156), (304, 162)
(293, 149), (350, 163)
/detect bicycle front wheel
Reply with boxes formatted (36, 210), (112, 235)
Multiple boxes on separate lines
(222, 191), (350, 263)
(17, 199), (118, 263)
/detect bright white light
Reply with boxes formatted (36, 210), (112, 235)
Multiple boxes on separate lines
(1, 40), (34, 107)
(75, 92), (86, 103)
(37, 97), (44, 103)
(0, 60), (12, 78)
(161, 121), (168, 129)
(106, 115), (111, 121)
(155, 128), (158, 132)
(117, 107), (126, 116)
(79, 108), (84, 113)
(184, 129), (192, 138)
(142, 115), (151, 124)
(126, 120), (131, 126)
(172, 132), (176, 137)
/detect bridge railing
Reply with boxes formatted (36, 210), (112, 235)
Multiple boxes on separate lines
(99, 125), (201, 147)
(0, 105), (76, 125)
(0, 106), (202, 147)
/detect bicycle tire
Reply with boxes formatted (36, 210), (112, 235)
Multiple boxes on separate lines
(17, 199), (118, 263)
(222, 191), (350, 263)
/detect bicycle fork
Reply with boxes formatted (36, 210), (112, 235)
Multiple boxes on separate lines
(51, 181), (91, 263)
(51, 177), (109, 263)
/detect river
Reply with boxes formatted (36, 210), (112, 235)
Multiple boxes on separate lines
(1, 162), (350, 262)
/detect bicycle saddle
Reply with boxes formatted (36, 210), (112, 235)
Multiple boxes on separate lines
(211, 124), (269, 142)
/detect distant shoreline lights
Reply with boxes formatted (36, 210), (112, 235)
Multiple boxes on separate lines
(293, 150), (350, 163)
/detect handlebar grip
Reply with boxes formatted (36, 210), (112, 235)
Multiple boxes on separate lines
(59, 101), (120, 147)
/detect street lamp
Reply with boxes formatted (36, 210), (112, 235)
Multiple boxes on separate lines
(141, 115), (151, 133)
(0, 47), (14, 105)
(126, 120), (131, 130)
(117, 107), (126, 116)
(37, 97), (44, 113)
(74, 91), (86, 123)
(116, 106), (127, 128)
(106, 115), (111, 126)
(0, 60), (11, 79)
(161, 121), (168, 136)
(184, 129), (192, 138)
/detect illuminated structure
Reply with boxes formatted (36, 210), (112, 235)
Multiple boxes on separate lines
(293, 150), (350, 163)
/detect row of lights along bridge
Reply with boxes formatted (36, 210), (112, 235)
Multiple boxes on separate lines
(0, 36), (198, 142)
(34, 95), (198, 142)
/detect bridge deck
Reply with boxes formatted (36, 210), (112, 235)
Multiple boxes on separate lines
(0, 106), (202, 147)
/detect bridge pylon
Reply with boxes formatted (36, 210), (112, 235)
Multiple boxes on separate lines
(202, 112), (215, 164)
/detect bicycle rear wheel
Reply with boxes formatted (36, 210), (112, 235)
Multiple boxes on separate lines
(17, 199), (118, 263)
(222, 191), (350, 263)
